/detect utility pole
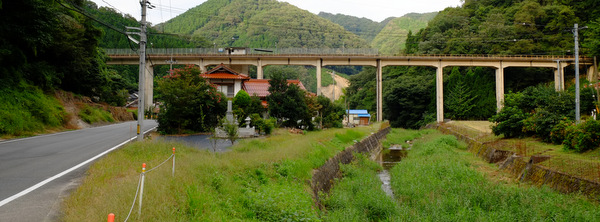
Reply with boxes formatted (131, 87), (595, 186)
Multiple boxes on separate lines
(574, 23), (588, 124)
(137, 0), (149, 140)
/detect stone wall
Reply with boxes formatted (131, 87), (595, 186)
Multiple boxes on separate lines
(436, 124), (600, 200)
(311, 126), (391, 208)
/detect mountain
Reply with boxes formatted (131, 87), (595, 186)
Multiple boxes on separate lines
(371, 12), (437, 55)
(318, 12), (391, 43)
(158, 0), (370, 49)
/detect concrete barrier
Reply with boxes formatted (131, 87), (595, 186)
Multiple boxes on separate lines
(310, 126), (391, 208)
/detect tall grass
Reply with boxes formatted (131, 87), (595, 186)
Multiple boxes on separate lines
(389, 131), (600, 221)
(321, 153), (398, 222)
(78, 104), (115, 124)
(61, 125), (380, 221)
(0, 81), (65, 136)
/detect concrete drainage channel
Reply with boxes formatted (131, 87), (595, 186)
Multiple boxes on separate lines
(311, 127), (391, 208)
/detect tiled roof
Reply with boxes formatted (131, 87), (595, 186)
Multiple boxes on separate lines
(243, 79), (307, 98)
(200, 63), (250, 80)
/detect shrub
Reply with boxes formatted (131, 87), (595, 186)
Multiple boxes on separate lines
(489, 106), (529, 138)
(549, 118), (572, 144)
(521, 108), (563, 142)
(563, 119), (600, 153)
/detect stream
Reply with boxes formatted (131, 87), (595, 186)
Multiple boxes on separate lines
(377, 144), (408, 198)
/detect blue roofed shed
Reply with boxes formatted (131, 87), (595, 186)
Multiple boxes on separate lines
(344, 110), (371, 126)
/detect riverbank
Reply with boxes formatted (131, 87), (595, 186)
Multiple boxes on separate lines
(60, 125), (381, 221)
(321, 128), (600, 221)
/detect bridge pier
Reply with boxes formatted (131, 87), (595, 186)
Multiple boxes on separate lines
(377, 60), (383, 122)
(144, 63), (154, 110)
(316, 59), (322, 96)
(495, 63), (504, 112)
(257, 59), (264, 79)
(436, 63), (444, 123)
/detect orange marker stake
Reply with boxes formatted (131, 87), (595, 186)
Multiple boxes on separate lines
(139, 163), (146, 217)
(172, 147), (176, 177)
(107, 213), (115, 222)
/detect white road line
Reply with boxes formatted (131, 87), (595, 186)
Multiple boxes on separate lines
(0, 126), (157, 207)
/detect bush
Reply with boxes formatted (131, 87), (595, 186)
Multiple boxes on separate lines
(522, 108), (563, 142)
(549, 118), (572, 145)
(563, 119), (600, 153)
(489, 106), (529, 138)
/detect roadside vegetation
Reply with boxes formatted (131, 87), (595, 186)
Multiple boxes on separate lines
(61, 125), (380, 221)
(322, 128), (600, 221)
(0, 82), (66, 137)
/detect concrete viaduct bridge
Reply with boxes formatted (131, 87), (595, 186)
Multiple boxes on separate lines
(105, 48), (596, 123)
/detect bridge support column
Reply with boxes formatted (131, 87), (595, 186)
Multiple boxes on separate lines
(257, 59), (263, 79)
(376, 59), (383, 122)
(144, 63), (154, 110)
(198, 60), (207, 73)
(316, 59), (322, 96)
(495, 62), (504, 112)
(554, 61), (565, 91)
(436, 63), (444, 123)
(587, 65), (597, 82)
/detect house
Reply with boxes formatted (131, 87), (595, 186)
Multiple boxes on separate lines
(344, 110), (371, 126)
(200, 64), (250, 98)
(197, 64), (308, 105)
(243, 79), (307, 107)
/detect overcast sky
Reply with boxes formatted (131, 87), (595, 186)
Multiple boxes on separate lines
(90, 0), (463, 25)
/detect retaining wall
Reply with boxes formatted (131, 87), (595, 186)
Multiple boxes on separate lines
(311, 126), (391, 208)
(436, 124), (600, 200)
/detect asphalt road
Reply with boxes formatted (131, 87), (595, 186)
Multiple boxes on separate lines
(0, 120), (157, 221)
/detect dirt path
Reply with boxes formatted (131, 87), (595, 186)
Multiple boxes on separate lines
(321, 73), (350, 100)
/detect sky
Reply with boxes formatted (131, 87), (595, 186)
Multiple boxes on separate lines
(90, 0), (463, 25)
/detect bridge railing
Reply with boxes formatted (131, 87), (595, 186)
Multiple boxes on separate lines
(104, 48), (585, 61)
(104, 48), (380, 56)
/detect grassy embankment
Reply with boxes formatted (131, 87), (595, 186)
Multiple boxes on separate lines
(0, 82), (66, 138)
(443, 121), (600, 183)
(61, 124), (381, 221)
(0, 82), (119, 139)
(322, 128), (600, 221)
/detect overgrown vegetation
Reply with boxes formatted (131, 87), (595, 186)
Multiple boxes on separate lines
(322, 153), (398, 221)
(61, 125), (380, 221)
(489, 83), (598, 152)
(0, 82), (66, 136)
(389, 131), (600, 221)
(78, 104), (114, 124)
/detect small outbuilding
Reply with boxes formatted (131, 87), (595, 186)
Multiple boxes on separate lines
(344, 110), (371, 126)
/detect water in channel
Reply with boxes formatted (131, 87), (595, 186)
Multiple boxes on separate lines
(377, 144), (408, 198)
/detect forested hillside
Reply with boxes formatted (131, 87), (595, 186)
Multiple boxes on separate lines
(0, 0), (136, 136)
(159, 0), (369, 48)
(371, 12), (437, 55)
(347, 0), (600, 129)
(318, 12), (391, 43)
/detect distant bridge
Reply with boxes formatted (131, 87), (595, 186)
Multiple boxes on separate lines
(105, 48), (596, 123)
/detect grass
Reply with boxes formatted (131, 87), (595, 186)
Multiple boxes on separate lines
(78, 104), (115, 124)
(61, 124), (381, 221)
(388, 130), (600, 221)
(321, 154), (397, 222)
(0, 81), (66, 137)
(444, 121), (600, 183)
(322, 128), (599, 221)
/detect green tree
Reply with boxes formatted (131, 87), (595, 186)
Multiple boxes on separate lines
(267, 72), (311, 129)
(156, 65), (227, 134)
